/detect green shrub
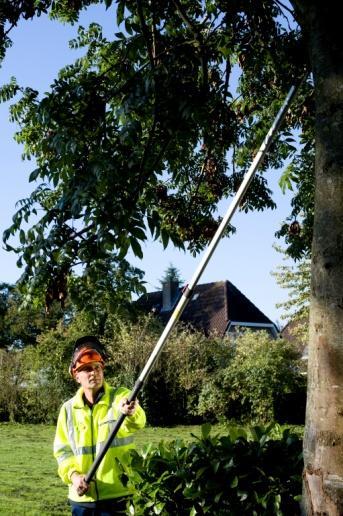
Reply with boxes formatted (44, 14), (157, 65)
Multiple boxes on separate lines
(1, 315), (304, 426)
(3, 314), (96, 423)
(104, 315), (230, 426)
(0, 349), (24, 421)
(125, 423), (303, 515)
(197, 330), (305, 424)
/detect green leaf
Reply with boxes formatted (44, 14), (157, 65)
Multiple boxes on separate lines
(201, 423), (212, 439)
(238, 491), (248, 501)
(130, 226), (146, 241)
(230, 476), (238, 488)
(279, 165), (296, 193)
(130, 237), (143, 258)
(212, 460), (220, 473)
(0, 77), (19, 102)
(116, 1), (125, 25)
(29, 168), (40, 182)
(19, 229), (26, 244)
(153, 502), (165, 514)
(160, 229), (169, 249)
(214, 492), (223, 503)
(195, 467), (207, 479)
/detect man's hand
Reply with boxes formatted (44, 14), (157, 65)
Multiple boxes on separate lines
(71, 472), (89, 496)
(119, 398), (139, 416)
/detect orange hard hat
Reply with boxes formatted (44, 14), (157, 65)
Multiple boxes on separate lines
(69, 336), (106, 377)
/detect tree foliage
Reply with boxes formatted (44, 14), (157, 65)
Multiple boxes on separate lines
(272, 246), (310, 346)
(0, 1), (51, 66)
(1, 0), (312, 305)
(0, 282), (66, 349)
(159, 263), (183, 285)
(276, 121), (315, 260)
(0, 314), (303, 426)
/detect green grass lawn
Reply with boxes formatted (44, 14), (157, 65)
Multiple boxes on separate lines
(0, 422), (303, 515)
(0, 423), (222, 515)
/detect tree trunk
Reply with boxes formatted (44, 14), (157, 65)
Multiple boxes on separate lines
(296, 2), (343, 514)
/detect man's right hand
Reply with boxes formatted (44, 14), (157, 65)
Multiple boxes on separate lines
(71, 472), (89, 496)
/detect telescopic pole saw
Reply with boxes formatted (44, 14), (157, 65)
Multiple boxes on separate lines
(84, 81), (300, 485)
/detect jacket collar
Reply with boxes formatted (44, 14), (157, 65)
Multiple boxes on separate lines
(73, 381), (111, 409)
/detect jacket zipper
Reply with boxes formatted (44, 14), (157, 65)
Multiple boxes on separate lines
(90, 406), (99, 501)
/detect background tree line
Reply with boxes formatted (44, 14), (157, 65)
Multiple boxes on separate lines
(0, 285), (305, 426)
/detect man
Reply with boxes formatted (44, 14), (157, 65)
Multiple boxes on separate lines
(54, 336), (146, 515)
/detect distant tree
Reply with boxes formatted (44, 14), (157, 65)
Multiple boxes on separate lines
(159, 264), (183, 286)
(0, 282), (65, 349)
(0, 347), (25, 421)
(68, 257), (146, 331)
(272, 246), (310, 345)
(0, 283), (14, 348)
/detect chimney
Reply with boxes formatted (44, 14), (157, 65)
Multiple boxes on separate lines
(161, 280), (179, 311)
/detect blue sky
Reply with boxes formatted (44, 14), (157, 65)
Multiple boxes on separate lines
(0, 4), (294, 325)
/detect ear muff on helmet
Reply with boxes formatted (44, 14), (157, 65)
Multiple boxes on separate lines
(69, 336), (107, 376)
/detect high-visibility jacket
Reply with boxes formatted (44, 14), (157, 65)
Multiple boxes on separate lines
(53, 382), (146, 503)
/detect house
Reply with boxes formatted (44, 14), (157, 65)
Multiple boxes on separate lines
(136, 279), (278, 338)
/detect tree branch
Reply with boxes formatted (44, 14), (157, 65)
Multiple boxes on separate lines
(132, 134), (172, 206)
(171, 0), (208, 93)
(151, 0), (158, 62)
(136, 0), (155, 69)
(223, 59), (231, 101)
(3, 22), (16, 38)
(273, 0), (296, 18)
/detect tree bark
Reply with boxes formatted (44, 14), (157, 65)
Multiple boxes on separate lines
(295, 1), (343, 514)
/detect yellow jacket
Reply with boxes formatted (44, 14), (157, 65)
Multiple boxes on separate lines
(53, 382), (146, 503)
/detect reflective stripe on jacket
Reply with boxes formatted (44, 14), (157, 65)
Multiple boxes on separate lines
(53, 382), (146, 503)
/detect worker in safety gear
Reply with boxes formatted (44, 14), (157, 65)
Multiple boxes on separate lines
(54, 336), (146, 515)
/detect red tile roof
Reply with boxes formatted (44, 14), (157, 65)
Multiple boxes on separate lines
(136, 280), (276, 336)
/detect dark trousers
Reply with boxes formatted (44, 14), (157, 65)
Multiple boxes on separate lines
(70, 497), (128, 515)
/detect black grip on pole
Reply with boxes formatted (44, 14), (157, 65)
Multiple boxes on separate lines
(84, 378), (144, 484)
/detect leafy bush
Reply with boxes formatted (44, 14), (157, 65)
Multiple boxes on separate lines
(1, 314), (96, 423)
(0, 349), (25, 421)
(125, 423), (303, 515)
(0, 315), (304, 426)
(0, 312), (230, 424)
(197, 330), (305, 424)
(104, 315), (230, 426)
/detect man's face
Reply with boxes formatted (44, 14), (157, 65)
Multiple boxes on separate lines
(75, 362), (104, 391)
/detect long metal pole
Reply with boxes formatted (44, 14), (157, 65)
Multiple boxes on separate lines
(84, 82), (299, 485)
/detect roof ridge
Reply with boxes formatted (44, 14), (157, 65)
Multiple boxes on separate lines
(228, 281), (274, 323)
(194, 280), (224, 288)
(224, 280), (229, 322)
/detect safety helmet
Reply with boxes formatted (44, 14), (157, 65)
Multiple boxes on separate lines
(69, 336), (106, 377)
